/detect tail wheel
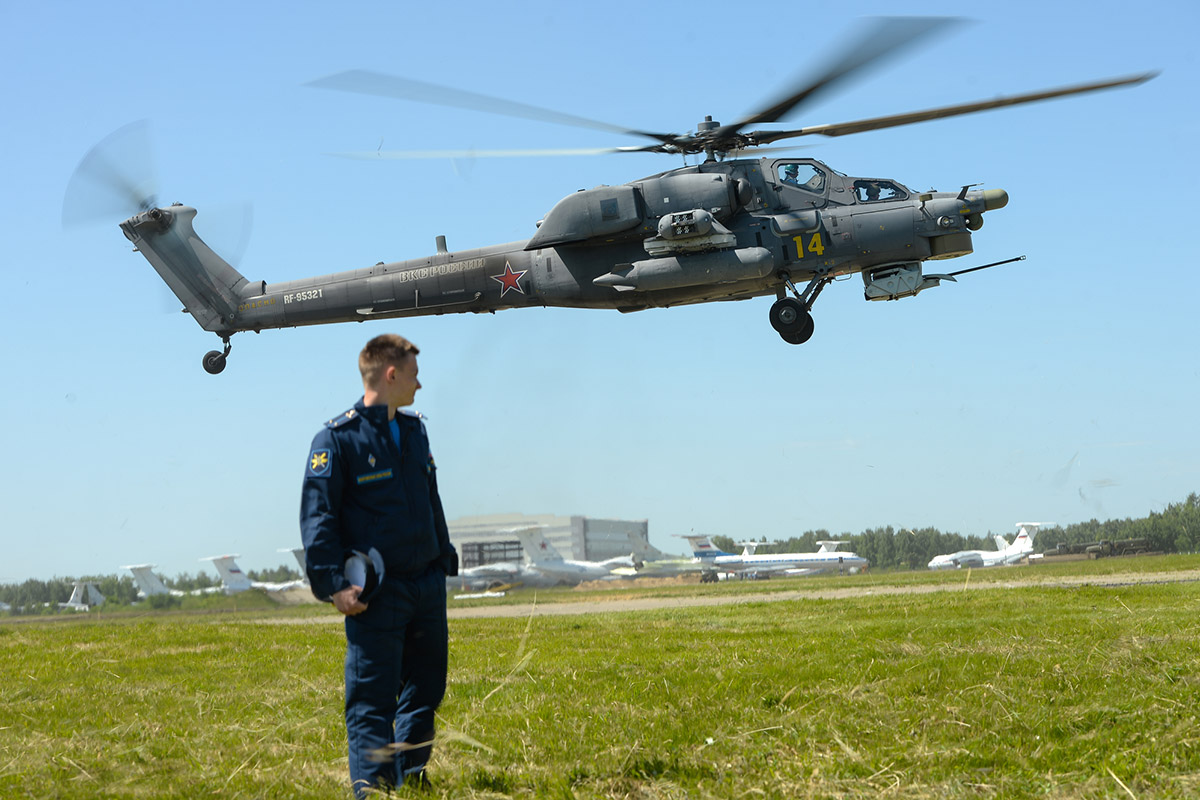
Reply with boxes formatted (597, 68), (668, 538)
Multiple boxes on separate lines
(202, 338), (232, 374)
(202, 351), (227, 374)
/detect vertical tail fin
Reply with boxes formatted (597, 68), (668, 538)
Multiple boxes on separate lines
(511, 526), (562, 563)
(1013, 522), (1044, 553)
(120, 206), (251, 334)
(681, 534), (723, 560)
(63, 581), (105, 609)
(202, 554), (255, 593)
(279, 547), (308, 576)
(122, 564), (171, 597)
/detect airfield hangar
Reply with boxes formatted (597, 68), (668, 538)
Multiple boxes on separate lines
(447, 513), (666, 568)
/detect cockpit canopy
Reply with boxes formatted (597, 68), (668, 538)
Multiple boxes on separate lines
(776, 162), (827, 194)
(852, 179), (907, 203)
(771, 159), (910, 205)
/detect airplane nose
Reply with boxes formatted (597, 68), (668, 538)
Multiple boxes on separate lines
(982, 188), (1009, 211)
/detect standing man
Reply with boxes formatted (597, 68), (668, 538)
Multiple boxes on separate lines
(300, 333), (458, 795)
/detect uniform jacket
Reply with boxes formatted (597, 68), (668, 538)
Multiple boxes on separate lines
(300, 398), (456, 601)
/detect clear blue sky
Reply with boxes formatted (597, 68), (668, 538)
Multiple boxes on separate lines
(2, 1), (1195, 582)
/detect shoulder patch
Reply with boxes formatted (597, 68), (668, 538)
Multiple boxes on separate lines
(397, 408), (427, 420)
(307, 448), (332, 477)
(325, 408), (360, 429)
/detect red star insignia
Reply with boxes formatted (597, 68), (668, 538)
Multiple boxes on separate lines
(490, 262), (527, 297)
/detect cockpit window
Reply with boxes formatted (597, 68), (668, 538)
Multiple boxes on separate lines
(777, 163), (826, 194)
(853, 180), (905, 203)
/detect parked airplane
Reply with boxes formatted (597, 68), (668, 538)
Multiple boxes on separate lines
(513, 527), (637, 585)
(201, 555), (308, 594)
(122, 564), (183, 597)
(680, 534), (737, 563)
(449, 559), (559, 592)
(681, 535), (868, 579)
(122, 563), (224, 598)
(60, 581), (105, 611)
(279, 547), (309, 577)
(927, 522), (1047, 570)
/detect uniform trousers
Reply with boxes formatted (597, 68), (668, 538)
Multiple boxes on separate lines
(343, 564), (447, 796)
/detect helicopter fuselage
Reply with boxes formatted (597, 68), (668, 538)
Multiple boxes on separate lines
(120, 155), (1008, 372)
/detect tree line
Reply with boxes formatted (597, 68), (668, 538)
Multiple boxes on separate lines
(710, 492), (1199, 571)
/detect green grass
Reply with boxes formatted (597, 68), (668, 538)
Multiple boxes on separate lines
(2, 563), (1199, 798)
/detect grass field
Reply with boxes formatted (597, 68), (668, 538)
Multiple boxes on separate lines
(3, 561), (1199, 798)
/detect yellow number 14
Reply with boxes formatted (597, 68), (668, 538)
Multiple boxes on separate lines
(794, 233), (825, 259)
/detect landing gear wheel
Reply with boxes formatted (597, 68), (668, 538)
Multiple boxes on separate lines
(772, 270), (831, 345)
(769, 298), (814, 343)
(202, 338), (233, 375)
(781, 316), (815, 345)
(202, 350), (227, 374)
(769, 297), (806, 334)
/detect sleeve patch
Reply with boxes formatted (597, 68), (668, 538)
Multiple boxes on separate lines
(307, 449), (332, 477)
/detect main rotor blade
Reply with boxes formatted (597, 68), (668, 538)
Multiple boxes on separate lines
(715, 16), (959, 139)
(307, 70), (679, 146)
(330, 146), (652, 160)
(62, 120), (158, 227)
(747, 72), (1158, 144)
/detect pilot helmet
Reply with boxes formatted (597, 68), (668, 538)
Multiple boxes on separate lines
(783, 164), (799, 176)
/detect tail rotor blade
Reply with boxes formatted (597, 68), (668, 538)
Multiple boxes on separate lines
(62, 120), (158, 227)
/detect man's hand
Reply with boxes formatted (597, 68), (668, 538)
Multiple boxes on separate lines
(332, 585), (368, 616)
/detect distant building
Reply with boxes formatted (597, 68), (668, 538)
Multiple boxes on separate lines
(448, 513), (665, 567)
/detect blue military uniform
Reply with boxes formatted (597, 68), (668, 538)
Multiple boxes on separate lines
(300, 398), (457, 796)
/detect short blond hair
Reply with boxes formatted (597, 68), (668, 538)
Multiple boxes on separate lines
(358, 334), (419, 385)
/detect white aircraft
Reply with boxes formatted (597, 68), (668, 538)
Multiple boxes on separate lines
(449, 560), (560, 592)
(201, 555), (308, 594)
(442, 527), (561, 592)
(279, 547), (308, 577)
(60, 581), (105, 611)
(680, 534), (736, 563)
(122, 564), (183, 597)
(610, 534), (708, 578)
(927, 522), (1047, 570)
(681, 535), (868, 578)
(513, 526), (637, 585)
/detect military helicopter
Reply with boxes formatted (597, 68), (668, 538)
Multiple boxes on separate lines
(67, 18), (1153, 374)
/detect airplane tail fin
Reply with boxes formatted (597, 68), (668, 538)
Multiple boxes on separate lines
(64, 581), (105, 608)
(202, 554), (255, 593)
(65, 582), (87, 607)
(1012, 522), (1044, 552)
(511, 526), (562, 563)
(119, 206), (253, 334)
(681, 534), (723, 559)
(122, 564), (171, 596)
(279, 547), (308, 576)
(816, 540), (848, 554)
(993, 534), (1010, 552)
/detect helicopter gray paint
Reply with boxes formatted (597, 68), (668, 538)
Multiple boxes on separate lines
(119, 156), (1003, 343)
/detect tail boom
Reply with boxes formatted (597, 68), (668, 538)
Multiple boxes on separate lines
(121, 205), (250, 334)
